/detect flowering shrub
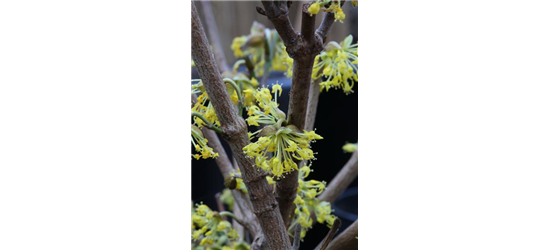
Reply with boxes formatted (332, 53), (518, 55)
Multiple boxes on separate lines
(191, 1), (358, 249)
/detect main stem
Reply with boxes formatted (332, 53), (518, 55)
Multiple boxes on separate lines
(261, 1), (325, 227)
(276, 55), (317, 226)
(191, 2), (291, 249)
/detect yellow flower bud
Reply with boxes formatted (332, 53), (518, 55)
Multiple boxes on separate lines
(308, 2), (320, 15)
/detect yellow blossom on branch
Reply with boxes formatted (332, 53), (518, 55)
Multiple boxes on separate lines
(312, 35), (358, 94)
(191, 125), (218, 160)
(230, 22), (293, 77)
(307, 0), (357, 22)
(242, 85), (323, 178)
(289, 165), (337, 239)
(191, 203), (248, 249)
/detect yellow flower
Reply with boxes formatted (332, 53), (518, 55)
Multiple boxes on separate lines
(290, 165), (337, 239)
(191, 203), (247, 248)
(231, 36), (246, 57)
(308, 2), (320, 15)
(335, 8), (346, 21)
(242, 85), (321, 178)
(309, 0), (347, 21)
(312, 35), (358, 94)
(230, 23), (293, 77)
(342, 142), (358, 153)
(191, 125), (218, 160)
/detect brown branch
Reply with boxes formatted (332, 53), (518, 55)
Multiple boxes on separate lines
(191, 2), (292, 249)
(305, 77), (321, 131)
(232, 199), (245, 238)
(197, 0), (230, 73)
(276, 53), (320, 227)
(292, 1), (303, 31)
(261, 1), (326, 228)
(319, 151), (358, 203)
(202, 128), (234, 178)
(315, 1), (345, 40)
(261, 1), (298, 47)
(325, 220), (358, 250)
(291, 224), (302, 250)
(315, 218), (342, 250)
(301, 2), (317, 44)
(277, 35), (321, 228)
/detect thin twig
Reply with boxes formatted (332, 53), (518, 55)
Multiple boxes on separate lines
(305, 77), (322, 131)
(232, 199), (245, 238)
(301, 2), (317, 44)
(315, 218), (342, 250)
(316, 1), (346, 40)
(192, 111), (224, 134)
(261, 1), (298, 47)
(291, 224), (302, 250)
(219, 211), (250, 230)
(197, 0), (230, 73)
(324, 220), (358, 250)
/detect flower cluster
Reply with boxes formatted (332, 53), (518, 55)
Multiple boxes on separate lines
(312, 35), (358, 94)
(191, 81), (220, 160)
(191, 203), (248, 249)
(192, 85), (220, 129)
(308, 0), (357, 22)
(242, 85), (323, 178)
(231, 22), (293, 77)
(191, 125), (218, 160)
(290, 165), (337, 239)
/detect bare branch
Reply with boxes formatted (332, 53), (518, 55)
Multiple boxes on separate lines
(301, 2), (317, 43)
(291, 224), (302, 250)
(261, 0), (298, 47)
(315, 218), (342, 250)
(232, 200), (245, 238)
(202, 128), (234, 178)
(319, 151), (358, 203)
(315, 1), (346, 40)
(325, 220), (358, 250)
(197, 0), (230, 73)
(305, 78), (321, 131)
(191, 2), (291, 249)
